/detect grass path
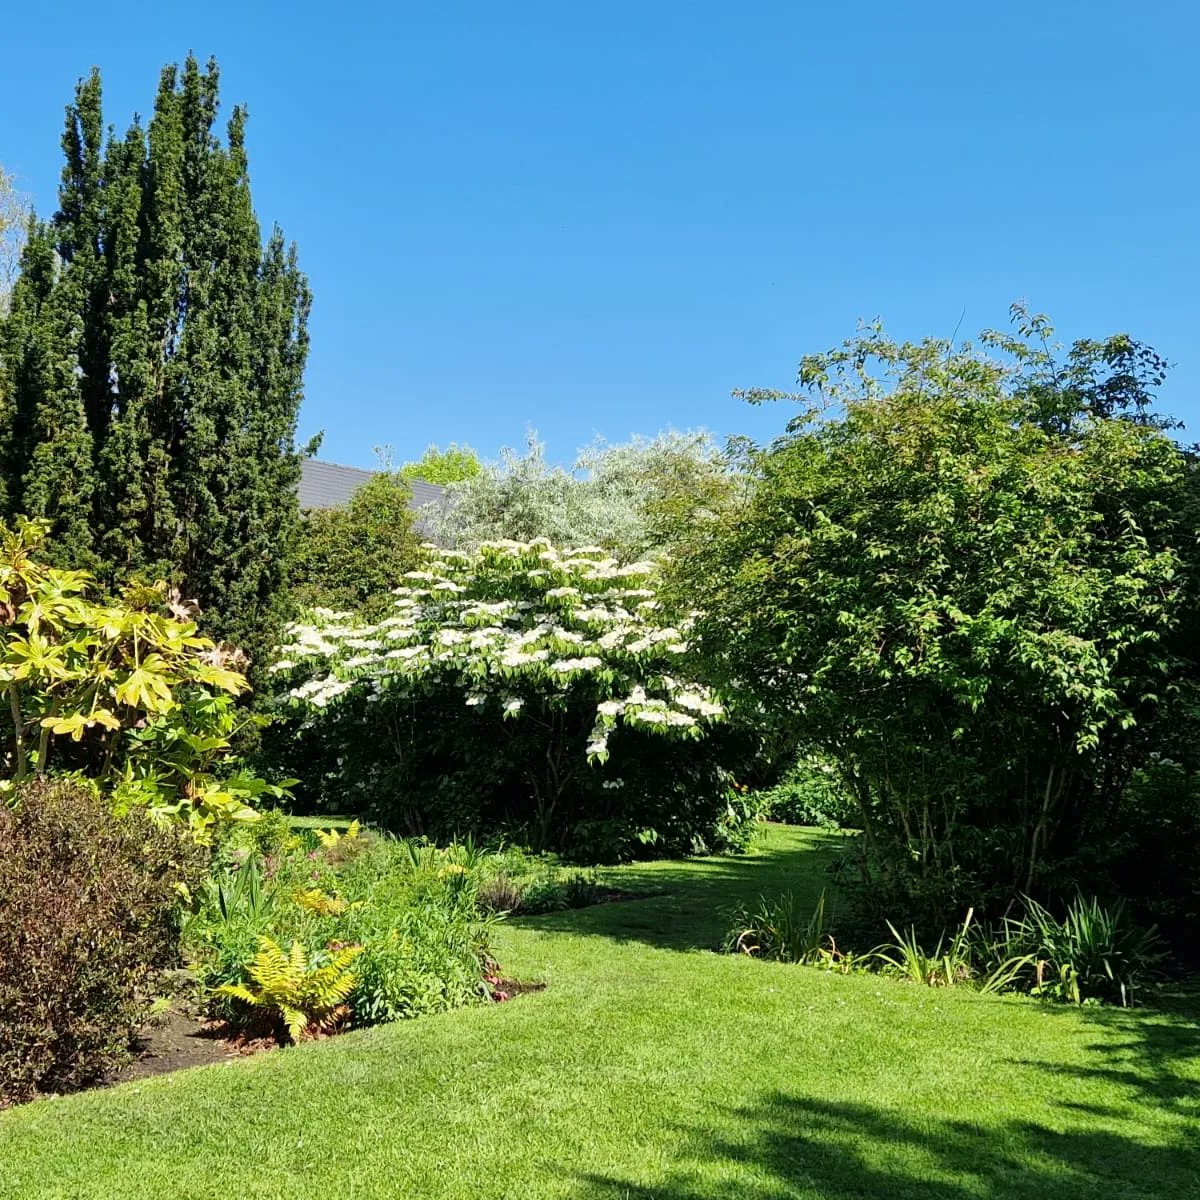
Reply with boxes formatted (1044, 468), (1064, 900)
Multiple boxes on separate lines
(2, 827), (1198, 1199)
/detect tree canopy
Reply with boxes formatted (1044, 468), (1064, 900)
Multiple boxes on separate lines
(670, 312), (1197, 922)
(0, 57), (310, 663)
(424, 431), (734, 560)
(290, 471), (422, 616)
(0, 164), (29, 310)
(398, 443), (482, 485)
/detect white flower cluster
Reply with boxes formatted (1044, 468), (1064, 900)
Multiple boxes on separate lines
(272, 539), (724, 764)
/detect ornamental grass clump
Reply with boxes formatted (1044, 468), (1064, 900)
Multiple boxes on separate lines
(726, 888), (1164, 1006)
(266, 540), (737, 859)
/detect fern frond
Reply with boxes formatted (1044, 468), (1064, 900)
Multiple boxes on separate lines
(287, 939), (308, 979)
(215, 983), (258, 1005)
(281, 1005), (307, 1044)
(219, 937), (364, 1043)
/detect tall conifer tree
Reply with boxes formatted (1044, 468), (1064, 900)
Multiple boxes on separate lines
(0, 56), (310, 661)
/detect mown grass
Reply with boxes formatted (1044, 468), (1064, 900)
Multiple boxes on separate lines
(1, 826), (1197, 1199)
(284, 813), (359, 830)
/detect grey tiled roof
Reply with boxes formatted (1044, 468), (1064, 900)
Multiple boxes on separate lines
(298, 460), (447, 532)
(298, 460), (376, 509)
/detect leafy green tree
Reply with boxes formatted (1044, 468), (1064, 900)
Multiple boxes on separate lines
(291, 472), (422, 616)
(672, 312), (1195, 924)
(399, 443), (482, 485)
(0, 58), (310, 664)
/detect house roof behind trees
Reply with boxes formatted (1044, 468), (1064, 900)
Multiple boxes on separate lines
(298, 459), (447, 513)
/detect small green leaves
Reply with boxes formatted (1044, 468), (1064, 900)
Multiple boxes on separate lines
(673, 312), (1191, 915)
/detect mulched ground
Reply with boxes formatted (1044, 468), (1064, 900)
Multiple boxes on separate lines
(111, 1009), (264, 1084)
(110, 978), (547, 1086)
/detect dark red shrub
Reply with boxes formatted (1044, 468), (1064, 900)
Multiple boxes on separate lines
(0, 778), (205, 1104)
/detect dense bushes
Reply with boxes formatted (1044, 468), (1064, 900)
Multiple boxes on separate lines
(1083, 760), (1200, 960)
(674, 311), (1199, 931)
(185, 822), (611, 1039)
(291, 472), (423, 617)
(0, 779), (203, 1103)
(264, 540), (741, 860)
(756, 757), (856, 828)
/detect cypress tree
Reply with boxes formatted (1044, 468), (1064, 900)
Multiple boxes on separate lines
(0, 56), (310, 663)
(0, 223), (97, 566)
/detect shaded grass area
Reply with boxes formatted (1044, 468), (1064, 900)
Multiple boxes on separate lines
(531, 825), (845, 951)
(283, 813), (359, 830)
(1, 826), (1197, 1199)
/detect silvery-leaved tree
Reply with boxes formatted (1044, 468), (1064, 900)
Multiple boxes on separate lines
(423, 431), (737, 563)
(268, 540), (736, 857)
(0, 164), (30, 312)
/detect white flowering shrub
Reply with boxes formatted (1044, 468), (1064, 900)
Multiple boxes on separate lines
(265, 540), (747, 859)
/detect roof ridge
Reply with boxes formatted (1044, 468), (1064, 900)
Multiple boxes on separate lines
(298, 459), (447, 513)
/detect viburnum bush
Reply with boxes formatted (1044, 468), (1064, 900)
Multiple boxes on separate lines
(265, 540), (743, 858)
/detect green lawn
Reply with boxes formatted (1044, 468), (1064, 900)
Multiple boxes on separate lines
(2, 826), (1197, 1199)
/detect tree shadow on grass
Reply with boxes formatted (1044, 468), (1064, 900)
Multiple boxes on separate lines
(573, 1080), (1198, 1198)
(515, 828), (845, 953)
(1011, 996), (1200, 1111)
(572, 1001), (1200, 1200)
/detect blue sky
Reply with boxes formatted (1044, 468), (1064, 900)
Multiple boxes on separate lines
(3, 1), (1197, 468)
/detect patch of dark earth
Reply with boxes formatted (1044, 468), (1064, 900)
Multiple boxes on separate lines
(112, 1008), (255, 1083)
(4, 976), (552, 1110)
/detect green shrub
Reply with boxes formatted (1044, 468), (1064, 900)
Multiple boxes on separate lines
(672, 311), (1194, 928)
(184, 832), (498, 1032)
(757, 757), (855, 827)
(0, 778), (203, 1103)
(291, 472), (423, 617)
(421, 431), (730, 561)
(477, 864), (610, 915)
(186, 857), (281, 990)
(216, 807), (299, 861)
(347, 894), (495, 1024)
(1079, 760), (1200, 962)
(527, 870), (609, 913)
(475, 869), (529, 914)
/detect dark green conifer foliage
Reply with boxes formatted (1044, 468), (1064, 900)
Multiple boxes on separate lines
(0, 56), (310, 662)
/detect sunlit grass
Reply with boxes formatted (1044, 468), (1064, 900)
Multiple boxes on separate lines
(1, 826), (1196, 1200)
